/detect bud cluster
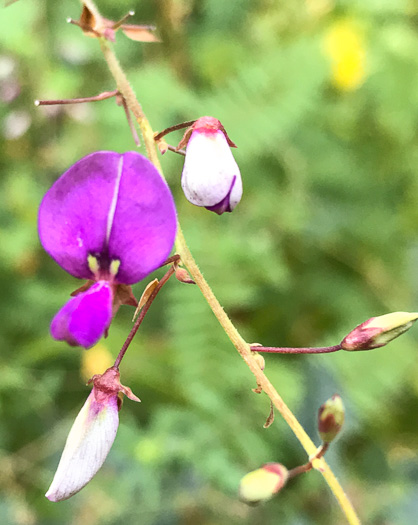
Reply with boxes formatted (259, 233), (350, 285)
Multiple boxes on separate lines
(238, 394), (346, 506)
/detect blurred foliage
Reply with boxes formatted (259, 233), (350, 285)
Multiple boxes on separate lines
(1, 0), (418, 524)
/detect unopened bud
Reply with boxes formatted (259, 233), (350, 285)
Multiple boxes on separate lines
(156, 138), (168, 155)
(341, 312), (418, 351)
(318, 394), (345, 443)
(252, 351), (265, 371)
(239, 463), (288, 505)
(175, 266), (195, 284)
(180, 116), (242, 215)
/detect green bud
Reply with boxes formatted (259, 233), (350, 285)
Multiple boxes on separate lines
(252, 351), (265, 371)
(239, 463), (288, 505)
(341, 312), (418, 351)
(318, 394), (345, 443)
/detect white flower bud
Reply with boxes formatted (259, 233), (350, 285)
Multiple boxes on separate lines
(181, 117), (242, 215)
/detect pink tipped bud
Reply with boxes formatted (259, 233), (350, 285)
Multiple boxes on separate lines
(341, 312), (418, 351)
(318, 394), (345, 443)
(239, 463), (288, 505)
(180, 117), (242, 215)
(175, 266), (195, 284)
(45, 367), (139, 502)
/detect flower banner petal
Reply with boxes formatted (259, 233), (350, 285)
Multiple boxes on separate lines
(38, 152), (125, 279)
(39, 151), (177, 284)
(107, 151), (177, 284)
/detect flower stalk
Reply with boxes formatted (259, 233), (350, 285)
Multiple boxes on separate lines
(113, 264), (176, 369)
(154, 120), (197, 142)
(34, 89), (118, 106)
(251, 344), (342, 354)
(287, 443), (330, 479)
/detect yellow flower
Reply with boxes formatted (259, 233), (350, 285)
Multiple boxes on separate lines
(80, 343), (113, 382)
(323, 20), (366, 91)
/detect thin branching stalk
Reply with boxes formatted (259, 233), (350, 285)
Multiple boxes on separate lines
(114, 265), (175, 369)
(288, 443), (330, 479)
(252, 344), (342, 354)
(34, 89), (118, 106)
(154, 120), (196, 141)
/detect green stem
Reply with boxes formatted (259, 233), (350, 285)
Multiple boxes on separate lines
(88, 11), (360, 525)
(288, 443), (330, 479)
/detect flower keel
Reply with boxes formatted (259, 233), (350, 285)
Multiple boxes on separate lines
(50, 281), (113, 348)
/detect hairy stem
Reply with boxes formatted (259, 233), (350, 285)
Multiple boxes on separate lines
(87, 8), (360, 523)
(99, 38), (158, 165)
(120, 96), (141, 147)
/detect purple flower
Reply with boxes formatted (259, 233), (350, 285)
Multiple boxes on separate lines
(180, 117), (243, 215)
(39, 151), (177, 348)
(46, 367), (140, 502)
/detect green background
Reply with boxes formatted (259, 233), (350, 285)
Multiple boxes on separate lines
(1, 1), (418, 524)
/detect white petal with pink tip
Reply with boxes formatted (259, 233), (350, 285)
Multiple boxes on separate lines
(181, 130), (242, 211)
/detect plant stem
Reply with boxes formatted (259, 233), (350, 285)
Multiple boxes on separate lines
(252, 344), (342, 354)
(34, 89), (118, 106)
(114, 265), (175, 369)
(288, 443), (330, 479)
(154, 120), (196, 142)
(160, 254), (181, 267)
(167, 144), (186, 156)
(112, 10), (135, 31)
(91, 13), (360, 524)
(98, 37), (159, 166)
(119, 96), (141, 147)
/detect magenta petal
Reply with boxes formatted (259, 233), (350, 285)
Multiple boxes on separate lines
(38, 151), (177, 283)
(106, 151), (177, 283)
(51, 281), (113, 348)
(39, 152), (124, 280)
